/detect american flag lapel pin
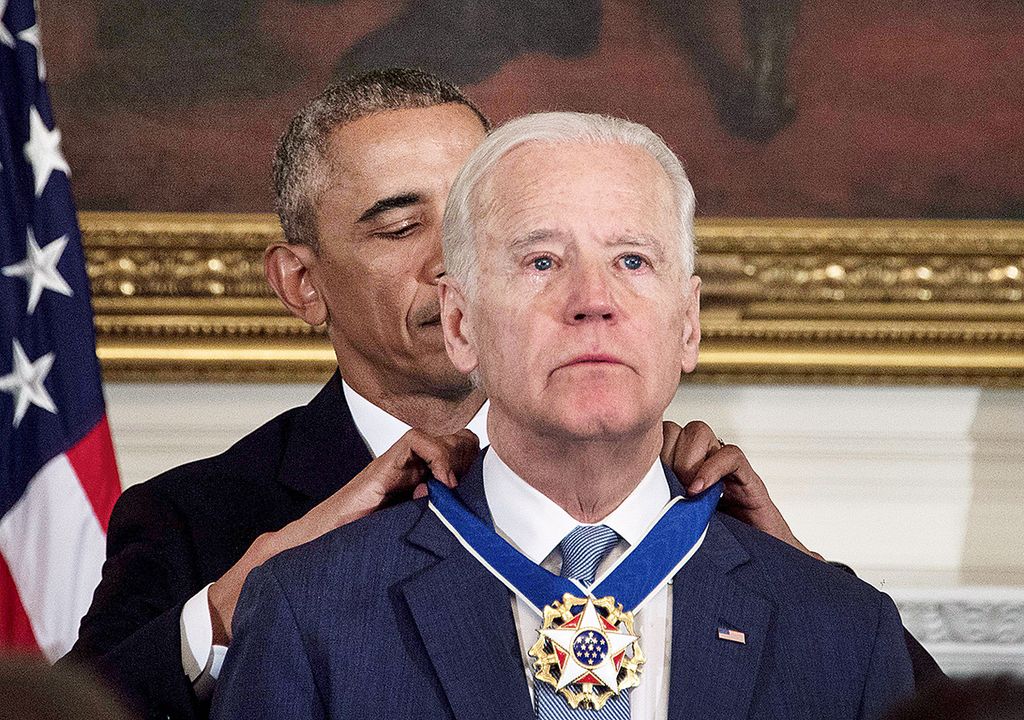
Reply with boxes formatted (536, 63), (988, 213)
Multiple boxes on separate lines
(717, 626), (746, 644)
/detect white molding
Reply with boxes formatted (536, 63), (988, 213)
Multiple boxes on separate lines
(891, 587), (1024, 676)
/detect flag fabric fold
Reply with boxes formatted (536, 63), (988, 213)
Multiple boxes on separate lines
(1, 0), (121, 661)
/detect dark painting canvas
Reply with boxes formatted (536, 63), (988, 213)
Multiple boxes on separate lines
(39, 0), (1024, 218)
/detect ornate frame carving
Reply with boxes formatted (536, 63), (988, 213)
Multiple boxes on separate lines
(893, 589), (1024, 676)
(82, 213), (1024, 385)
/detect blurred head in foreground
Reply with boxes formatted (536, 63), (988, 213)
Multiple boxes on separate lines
(0, 655), (137, 720)
(883, 676), (1024, 720)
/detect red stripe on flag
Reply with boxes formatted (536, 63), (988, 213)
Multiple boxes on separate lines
(0, 552), (40, 654)
(65, 416), (121, 533)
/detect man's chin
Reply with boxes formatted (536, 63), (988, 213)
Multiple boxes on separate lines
(537, 403), (657, 443)
(420, 364), (476, 400)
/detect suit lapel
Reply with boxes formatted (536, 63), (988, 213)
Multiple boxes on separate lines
(401, 453), (535, 720)
(667, 516), (773, 720)
(277, 371), (374, 502)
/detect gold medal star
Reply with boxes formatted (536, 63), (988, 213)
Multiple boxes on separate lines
(539, 597), (638, 693)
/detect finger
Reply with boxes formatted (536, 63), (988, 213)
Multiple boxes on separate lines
(692, 445), (766, 500)
(453, 427), (480, 445)
(365, 429), (435, 494)
(683, 420), (723, 457)
(412, 482), (428, 500)
(446, 429), (481, 482)
(671, 420), (722, 486)
(660, 421), (683, 464)
(428, 433), (474, 487)
(689, 448), (740, 495)
(407, 430), (471, 487)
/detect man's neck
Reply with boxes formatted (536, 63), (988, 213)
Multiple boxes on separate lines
(341, 371), (486, 435)
(489, 418), (664, 524)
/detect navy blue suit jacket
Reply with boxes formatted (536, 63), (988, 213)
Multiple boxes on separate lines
(212, 452), (915, 720)
(62, 373), (374, 719)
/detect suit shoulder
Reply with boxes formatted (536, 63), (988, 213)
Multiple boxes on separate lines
(267, 498), (429, 579)
(715, 513), (885, 610)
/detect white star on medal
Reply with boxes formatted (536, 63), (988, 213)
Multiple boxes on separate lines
(2, 227), (73, 314)
(0, 339), (57, 428)
(539, 597), (638, 692)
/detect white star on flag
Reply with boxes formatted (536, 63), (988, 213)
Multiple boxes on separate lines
(2, 227), (73, 314)
(0, 339), (58, 428)
(17, 22), (45, 80)
(0, 0), (14, 48)
(540, 597), (638, 692)
(23, 105), (70, 196)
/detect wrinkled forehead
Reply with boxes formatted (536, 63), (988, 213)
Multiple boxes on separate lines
(472, 140), (679, 242)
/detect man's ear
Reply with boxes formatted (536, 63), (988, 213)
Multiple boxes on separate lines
(438, 278), (479, 375)
(264, 243), (328, 326)
(680, 275), (701, 374)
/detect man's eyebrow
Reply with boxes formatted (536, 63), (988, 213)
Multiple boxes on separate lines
(609, 233), (659, 247)
(508, 228), (561, 253)
(606, 233), (666, 256)
(356, 193), (423, 223)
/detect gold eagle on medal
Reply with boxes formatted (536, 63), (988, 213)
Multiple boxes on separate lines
(529, 593), (645, 710)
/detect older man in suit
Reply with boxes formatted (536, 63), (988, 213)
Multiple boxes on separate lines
(67, 70), (819, 720)
(211, 111), (914, 719)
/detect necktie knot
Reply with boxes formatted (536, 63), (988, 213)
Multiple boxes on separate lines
(558, 524), (620, 586)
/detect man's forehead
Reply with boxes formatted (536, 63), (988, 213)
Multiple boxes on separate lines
(483, 141), (672, 203)
(325, 103), (485, 171)
(319, 104), (485, 212)
(479, 142), (676, 228)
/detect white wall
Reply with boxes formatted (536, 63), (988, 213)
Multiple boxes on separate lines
(104, 381), (1024, 676)
(665, 385), (1024, 587)
(106, 382), (323, 487)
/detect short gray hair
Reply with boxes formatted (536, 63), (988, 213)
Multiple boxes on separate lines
(442, 111), (696, 289)
(273, 68), (490, 251)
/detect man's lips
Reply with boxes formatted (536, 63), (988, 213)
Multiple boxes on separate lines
(557, 354), (627, 369)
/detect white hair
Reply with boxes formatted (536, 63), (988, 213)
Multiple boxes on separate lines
(441, 111), (696, 291)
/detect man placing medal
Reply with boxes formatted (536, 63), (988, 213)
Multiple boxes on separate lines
(211, 111), (916, 720)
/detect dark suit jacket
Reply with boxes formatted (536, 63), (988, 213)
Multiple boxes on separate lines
(61, 373), (371, 720)
(211, 453), (916, 720)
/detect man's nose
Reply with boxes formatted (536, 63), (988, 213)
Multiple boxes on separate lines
(423, 233), (445, 284)
(563, 261), (617, 324)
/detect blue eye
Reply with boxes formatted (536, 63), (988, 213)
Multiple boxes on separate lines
(621, 254), (645, 270)
(533, 257), (553, 271)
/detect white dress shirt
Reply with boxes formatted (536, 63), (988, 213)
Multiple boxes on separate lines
(179, 380), (489, 696)
(483, 448), (673, 720)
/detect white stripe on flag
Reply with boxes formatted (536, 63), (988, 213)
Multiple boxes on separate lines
(0, 452), (106, 661)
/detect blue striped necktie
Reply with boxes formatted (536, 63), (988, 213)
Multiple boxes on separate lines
(535, 524), (631, 719)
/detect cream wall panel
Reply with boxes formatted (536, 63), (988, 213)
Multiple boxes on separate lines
(105, 383), (321, 488)
(103, 381), (1024, 675)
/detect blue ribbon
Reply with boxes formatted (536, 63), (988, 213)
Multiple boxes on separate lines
(428, 476), (722, 615)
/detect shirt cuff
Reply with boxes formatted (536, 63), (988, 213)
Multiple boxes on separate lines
(180, 584), (229, 698)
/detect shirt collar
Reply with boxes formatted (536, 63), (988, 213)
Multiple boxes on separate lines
(341, 379), (489, 458)
(483, 448), (670, 564)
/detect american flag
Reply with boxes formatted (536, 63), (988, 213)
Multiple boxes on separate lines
(0, 0), (120, 661)
(717, 626), (746, 644)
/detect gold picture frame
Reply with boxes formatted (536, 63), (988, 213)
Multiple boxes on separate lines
(82, 213), (1024, 386)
